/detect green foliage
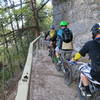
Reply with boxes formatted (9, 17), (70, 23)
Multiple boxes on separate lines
(0, 0), (53, 93)
(24, 0), (53, 31)
(39, 5), (53, 30)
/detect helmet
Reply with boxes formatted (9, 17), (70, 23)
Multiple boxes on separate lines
(50, 25), (55, 29)
(60, 21), (69, 26)
(91, 23), (100, 39)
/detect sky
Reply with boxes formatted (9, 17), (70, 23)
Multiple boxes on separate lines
(10, 0), (52, 4)
(47, 0), (52, 7)
(0, 0), (52, 7)
(10, 0), (23, 4)
(13, 0), (52, 6)
(0, 0), (21, 6)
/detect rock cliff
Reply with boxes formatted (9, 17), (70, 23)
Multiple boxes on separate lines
(52, 0), (100, 50)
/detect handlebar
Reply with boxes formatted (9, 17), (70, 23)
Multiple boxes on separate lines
(76, 61), (86, 65)
(67, 60), (86, 65)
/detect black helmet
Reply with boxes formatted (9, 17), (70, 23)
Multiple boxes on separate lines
(91, 23), (100, 39)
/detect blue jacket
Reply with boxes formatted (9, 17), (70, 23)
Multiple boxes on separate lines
(57, 29), (63, 38)
(56, 29), (63, 49)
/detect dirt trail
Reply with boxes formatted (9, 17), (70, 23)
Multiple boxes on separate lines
(29, 50), (79, 100)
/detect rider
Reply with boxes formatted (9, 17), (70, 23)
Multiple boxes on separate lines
(71, 23), (100, 96)
(45, 25), (57, 55)
(55, 21), (73, 63)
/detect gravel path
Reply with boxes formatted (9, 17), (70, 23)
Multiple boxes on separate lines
(29, 50), (79, 100)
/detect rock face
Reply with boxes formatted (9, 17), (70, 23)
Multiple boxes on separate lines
(52, 0), (100, 50)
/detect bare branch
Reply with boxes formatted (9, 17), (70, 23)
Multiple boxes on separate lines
(0, 1), (30, 11)
(37, 0), (50, 11)
(0, 26), (37, 37)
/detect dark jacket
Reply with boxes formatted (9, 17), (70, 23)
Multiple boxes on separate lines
(79, 38), (100, 81)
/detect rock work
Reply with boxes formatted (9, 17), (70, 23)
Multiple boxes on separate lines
(52, 0), (100, 50)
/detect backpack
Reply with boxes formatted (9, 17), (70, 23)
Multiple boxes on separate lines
(62, 28), (73, 43)
(49, 30), (56, 39)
